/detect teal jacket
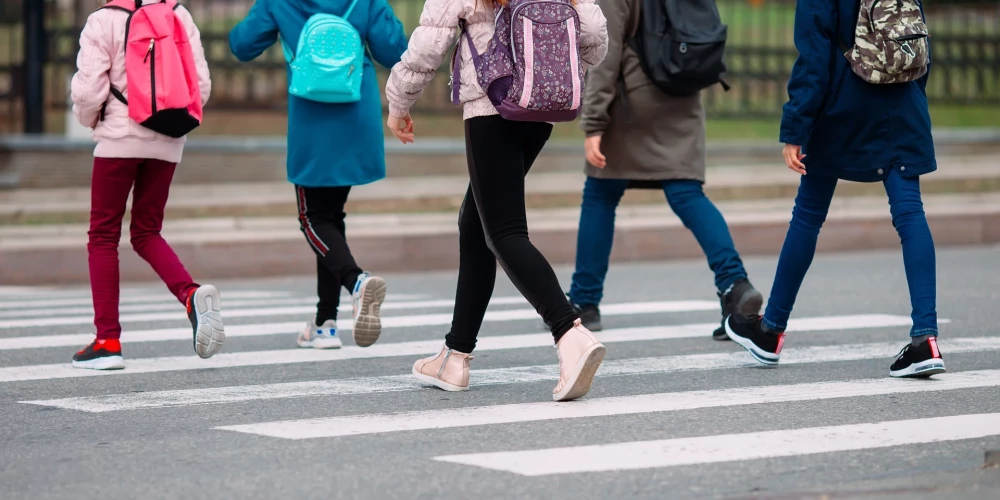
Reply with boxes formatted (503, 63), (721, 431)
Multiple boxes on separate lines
(229, 0), (407, 187)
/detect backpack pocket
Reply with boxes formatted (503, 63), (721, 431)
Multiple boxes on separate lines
(883, 22), (929, 74)
(657, 28), (728, 95)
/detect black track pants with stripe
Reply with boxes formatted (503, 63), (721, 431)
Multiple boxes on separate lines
(295, 185), (363, 323)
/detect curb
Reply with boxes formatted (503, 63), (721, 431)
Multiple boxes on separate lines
(2, 209), (997, 286)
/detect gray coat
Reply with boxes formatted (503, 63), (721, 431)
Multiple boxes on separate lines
(580, 0), (706, 182)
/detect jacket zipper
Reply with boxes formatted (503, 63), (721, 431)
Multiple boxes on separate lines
(146, 39), (157, 113)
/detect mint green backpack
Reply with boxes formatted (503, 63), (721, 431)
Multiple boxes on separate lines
(281, 0), (364, 103)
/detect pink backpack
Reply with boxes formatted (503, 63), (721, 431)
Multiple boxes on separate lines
(100, 0), (203, 138)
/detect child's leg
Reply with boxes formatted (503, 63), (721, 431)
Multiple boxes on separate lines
(762, 174), (839, 332)
(129, 159), (197, 303)
(89, 158), (141, 340)
(662, 180), (747, 292)
(568, 177), (628, 307)
(294, 186), (363, 292)
(883, 169), (938, 337)
(443, 185), (499, 354)
(315, 257), (341, 325)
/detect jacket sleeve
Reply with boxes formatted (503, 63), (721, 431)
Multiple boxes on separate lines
(575, 0), (609, 69)
(779, 0), (838, 146)
(70, 13), (112, 129)
(176, 6), (212, 106)
(579, 0), (627, 137)
(385, 0), (461, 119)
(367, 0), (409, 69)
(229, 0), (279, 63)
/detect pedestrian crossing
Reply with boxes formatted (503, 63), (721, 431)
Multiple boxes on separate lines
(2, 283), (997, 480)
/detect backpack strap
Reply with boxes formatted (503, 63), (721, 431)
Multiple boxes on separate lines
(451, 19), (482, 105)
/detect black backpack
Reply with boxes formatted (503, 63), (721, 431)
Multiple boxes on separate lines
(628, 0), (730, 95)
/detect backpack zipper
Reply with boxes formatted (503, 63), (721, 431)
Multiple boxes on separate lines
(147, 38), (157, 113)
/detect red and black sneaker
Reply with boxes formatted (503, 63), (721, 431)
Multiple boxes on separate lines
(72, 339), (125, 370)
(725, 314), (785, 366)
(889, 337), (946, 378)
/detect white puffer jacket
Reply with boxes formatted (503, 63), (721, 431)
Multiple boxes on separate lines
(386, 0), (609, 120)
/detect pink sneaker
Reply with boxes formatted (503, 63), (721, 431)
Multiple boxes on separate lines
(553, 320), (606, 402)
(412, 345), (473, 392)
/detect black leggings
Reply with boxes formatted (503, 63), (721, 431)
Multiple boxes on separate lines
(444, 115), (579, 353)
(294, 185), (363, 324)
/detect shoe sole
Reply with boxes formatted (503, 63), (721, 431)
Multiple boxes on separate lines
(724, 315), (780, 366)
(353, 277), (387, 348)
(553, 343), (606, 402)
(412, 366), (469, 392)
(310, 337), (342, 349)
(735, 289), (764, 316)
(192, 285), (225, 359)
(72, 355), (125, 370)
(890, 358), (947, 378)
(712, 325), (731, 342)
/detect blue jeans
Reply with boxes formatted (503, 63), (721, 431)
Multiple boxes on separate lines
(569, 177), (748, 306)
(762, 169), (938, 337)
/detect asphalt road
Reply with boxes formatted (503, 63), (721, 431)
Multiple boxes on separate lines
(1, 245), (999, 499)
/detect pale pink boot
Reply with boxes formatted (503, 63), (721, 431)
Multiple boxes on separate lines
(553, 319), (606, 402)
(412, 345), (473, 392)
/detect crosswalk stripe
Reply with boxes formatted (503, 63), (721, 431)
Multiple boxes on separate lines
(17, 330), (983, 407)
(0, 290), (290, 310)
(434, 413), (1000, 475)
(213, 370), (1000, 439)
(0, 296), (528, 320)
(0, 293), (431, 312)
(0, 300), (718, 344)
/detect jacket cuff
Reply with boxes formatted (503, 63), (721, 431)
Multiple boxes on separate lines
(779, 114), (811, 146)
(580, 119), (607, 137)
(388, 103), (410, 119)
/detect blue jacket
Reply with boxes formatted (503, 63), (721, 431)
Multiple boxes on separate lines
(229, 0), (407, 187)
(780, 0), (936, 183)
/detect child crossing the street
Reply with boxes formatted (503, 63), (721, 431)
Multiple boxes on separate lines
(229, 0), (408, 349)
(725, 0), (945, 378)
(70, 0), (223, 370)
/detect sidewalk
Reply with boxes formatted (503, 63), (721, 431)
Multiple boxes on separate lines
(2, 155), (999, 224)
(3, 192), (998, 285)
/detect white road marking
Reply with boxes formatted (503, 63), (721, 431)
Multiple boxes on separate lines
(18, 329), (984, 408)
(434, 413), (1000, 475)
(214, 370), (1000, 439)
(0, 296), (526, 319)
(0, 300), (718, 347)
(0, 290), (290, 310)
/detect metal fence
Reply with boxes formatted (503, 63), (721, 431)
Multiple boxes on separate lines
(1, 0), (998, 133)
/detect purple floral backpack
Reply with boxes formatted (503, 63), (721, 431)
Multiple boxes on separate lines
(451, 0), (585, 122)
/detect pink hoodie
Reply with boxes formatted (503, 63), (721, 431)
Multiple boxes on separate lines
(71, 0), (211, 164)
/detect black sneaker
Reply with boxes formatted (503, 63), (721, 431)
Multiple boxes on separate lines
(72, 339), (125, 370)
(186, 285), (226, 359)
(889, 337), (946, 378)
(725, 314), (785, 365)
(713, 278), (764, 341)
(576, 303), (602, 332)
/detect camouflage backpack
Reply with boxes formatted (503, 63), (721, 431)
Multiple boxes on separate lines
(844, 0), (929, 84)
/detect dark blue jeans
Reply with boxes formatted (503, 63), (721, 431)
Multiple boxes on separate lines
(762, 168), (938, 337)
(569, 177), (748, 306)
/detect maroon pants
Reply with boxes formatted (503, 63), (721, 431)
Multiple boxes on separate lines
(89, 157), (197, 339)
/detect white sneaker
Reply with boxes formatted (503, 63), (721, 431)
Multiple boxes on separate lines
(351, 272), (387, 348)
(297, 320), (342, 349)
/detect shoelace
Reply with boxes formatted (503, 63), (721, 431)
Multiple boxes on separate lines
(894, 343), (912, 360)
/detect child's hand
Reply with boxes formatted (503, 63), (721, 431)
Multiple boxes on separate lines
(783, 144), (806, 175)
(585, 135), (606, 168)
(387, 115), (414, 144)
